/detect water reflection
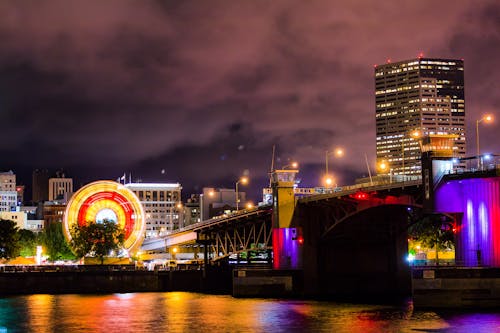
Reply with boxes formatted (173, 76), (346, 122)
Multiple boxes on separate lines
(0, 293), (500, 332)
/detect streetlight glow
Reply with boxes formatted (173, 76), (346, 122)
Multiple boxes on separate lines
(476, 114), (494, 169)
(325, 147), (344, 186)
(324, 176), (334, 187)
(235, 176), (249, 210)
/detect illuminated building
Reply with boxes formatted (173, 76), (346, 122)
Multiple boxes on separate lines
(64, 180), (145, 254)
(42, 201), (67, 227)
(200, 187), (246, 221)
(0, 170), (17, 212)
(435, 176), (500, 267)
(16, 185), (25, 206)
(184, 194), (201, 226)
(375, 58), (465, 177)
(125, 182), (183, 238)
(0, 170), (16, 191)
(48, 177), (73, 201)
(0, 210), (43, 232)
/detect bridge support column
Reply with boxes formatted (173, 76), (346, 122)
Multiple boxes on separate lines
(270, 169), (303, 270)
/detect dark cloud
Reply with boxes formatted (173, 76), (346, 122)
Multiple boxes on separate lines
(0, 0), (499, 200)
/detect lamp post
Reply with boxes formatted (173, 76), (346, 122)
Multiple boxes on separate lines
(476, 114), (493, 170)
(378, 160), (393, 183)
(235, 176), (249, 211)
(282, 161), (298, 170)
(325, 148), (344, 187)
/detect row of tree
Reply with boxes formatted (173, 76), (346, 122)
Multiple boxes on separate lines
(0, 219), (124, 264)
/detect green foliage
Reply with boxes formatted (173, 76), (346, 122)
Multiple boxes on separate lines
(70, 220), (125, 264)
(18, 229), (38, 257)
(0, 219), (21, 259)
(39, 223), (75, 261)
(408, 213), (455, 264)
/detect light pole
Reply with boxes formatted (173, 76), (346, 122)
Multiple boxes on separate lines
(325, 148), (344, 187)
(235, 176), (248, 211)
(378, 160), (393, 183)
(282, 161), (298, 170)
(476, 114), (493, 170)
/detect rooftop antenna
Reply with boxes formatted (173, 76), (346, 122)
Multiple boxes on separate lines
(269, 144), (276, 187)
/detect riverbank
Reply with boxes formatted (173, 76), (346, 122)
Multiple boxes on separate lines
(0, 265), (232, 295)
(412, 266), (500, 308)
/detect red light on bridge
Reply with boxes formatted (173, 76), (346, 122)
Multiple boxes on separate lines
(297, 236), (304, 245)
(351, 192), (369, 200)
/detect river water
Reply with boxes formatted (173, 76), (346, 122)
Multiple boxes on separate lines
(0, 292), (499, 333)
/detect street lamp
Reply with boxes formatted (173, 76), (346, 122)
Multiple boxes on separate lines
(378, 160), (393, 183)
(325, 148), (344, 187)
(282, 161), (299, 169)
(235, 176), (249, 211)
(476, 114), (493, 170)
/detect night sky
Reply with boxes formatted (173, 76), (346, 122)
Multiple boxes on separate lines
(1, 0), (499, 201)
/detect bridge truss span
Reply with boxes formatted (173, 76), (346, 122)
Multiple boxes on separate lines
(197, 208), (273, 261)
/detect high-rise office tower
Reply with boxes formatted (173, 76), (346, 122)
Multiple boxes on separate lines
(375, 57), (465, 177)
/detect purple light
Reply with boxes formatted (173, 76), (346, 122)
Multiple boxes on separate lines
(435, 177), (500, 267)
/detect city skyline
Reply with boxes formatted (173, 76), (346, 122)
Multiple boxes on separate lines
(1, 0), (499, 200)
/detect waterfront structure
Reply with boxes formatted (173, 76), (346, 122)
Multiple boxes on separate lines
(32, 169), (49, 203)
(64, 180), (145, 254)
(125, 182), (182, 238)
(200, 187), (246, 221)
(375, 57), (465, 177)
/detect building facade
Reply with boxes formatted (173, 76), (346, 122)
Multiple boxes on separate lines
(32, 169), (49, 203)
(42, 201), (66, 227)
(375, 58), (465, 177)
(48, 177), (73, 201)
(184, 194), (201, 226)
(200, 187), (247, 221)
(0, 171), (17, 212)
(125, 183), (183, 238)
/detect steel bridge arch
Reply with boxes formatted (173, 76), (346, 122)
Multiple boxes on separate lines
(321, 203), (423, 240)
(197, 209), (273, 261)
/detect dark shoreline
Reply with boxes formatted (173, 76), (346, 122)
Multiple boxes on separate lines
(0, 265), (232, 296)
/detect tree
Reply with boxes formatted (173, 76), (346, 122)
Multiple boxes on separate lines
(70, 220), (125, 264)
(0, 219), (20, 259)
(18, 229), (37, 257)
(39, 223), (75, 261)
(408, 214), (454, 265)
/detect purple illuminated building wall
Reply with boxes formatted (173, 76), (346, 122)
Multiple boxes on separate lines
(435, 177), (500, 267)
(272, 228), (303, 270)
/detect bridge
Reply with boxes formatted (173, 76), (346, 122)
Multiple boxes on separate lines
(141, 206), (273, 261)
(139, 152), (500, 299)
(141, 179), (424, 259)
